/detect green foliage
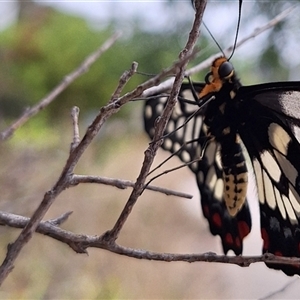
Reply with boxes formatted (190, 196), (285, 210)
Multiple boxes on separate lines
(0, 7), (184, 125)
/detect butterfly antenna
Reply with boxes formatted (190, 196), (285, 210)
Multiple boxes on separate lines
(228, 0), (243, 61)
(202, 22), (225, 57)
(201, 0), (242, 60)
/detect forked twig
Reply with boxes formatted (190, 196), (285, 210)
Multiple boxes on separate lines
(102, 0), (207, 243)
(1, 210), (300, 271)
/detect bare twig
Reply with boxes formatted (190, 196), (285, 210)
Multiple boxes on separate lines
(145, 157), (202, 189)
(0, 211), (72, 229)
(109, 61), (138, 103)
(70, 174), (193, 199)
(1, 210), (300, 270)
(46, 212), (73, 226)
(142, 4), (296, 98)
(0, 32), (122, 142)
(70, 106), (80, 151)
(102, 0), (207, 243)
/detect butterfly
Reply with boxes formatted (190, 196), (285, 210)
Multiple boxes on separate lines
(143, 55), (300, 276)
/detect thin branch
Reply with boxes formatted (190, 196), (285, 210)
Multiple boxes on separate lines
(0, 211), (72, 229)
(142, 5), (296, 98)
(70, 106), (80, 151)
(46, 212), (73, 226)
(70, 174), (193, 199)
(102, 0), (207, 243)
(0, 31), (122, 142)
(1, 210), (300, 270)
(109, 61), (138, 103)
(145, 157), (202, 189)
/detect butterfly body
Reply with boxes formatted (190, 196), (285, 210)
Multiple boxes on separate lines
(144, 57), (300, 275)
(200, 64), (248, 217)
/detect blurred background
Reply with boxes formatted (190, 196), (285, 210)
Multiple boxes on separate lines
(0, 0), (300, 298)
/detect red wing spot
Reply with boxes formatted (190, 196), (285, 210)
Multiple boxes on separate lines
(212, 213), (222, 228)
(261, 228), (269, 251)
(235, 237), (241, 248)
(238, 221), (250, 239)
(291, 263), (300, 269)
(203, 205), (210, 218)
(225, 233), (233, 245)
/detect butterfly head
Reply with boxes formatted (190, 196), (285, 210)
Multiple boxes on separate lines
(199, 57), (235, 100)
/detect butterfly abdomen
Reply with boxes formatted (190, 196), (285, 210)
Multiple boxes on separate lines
(221, 133), (248, 216)
(204, 85), (248, 217)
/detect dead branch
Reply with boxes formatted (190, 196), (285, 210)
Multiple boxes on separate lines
(101, 0), (207, 244)
(70, 174), (193, 199)
(70, 106), (80, 151)
(1, 210), (300, 270)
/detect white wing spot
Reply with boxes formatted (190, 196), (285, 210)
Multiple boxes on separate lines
(263, 170), (276, 209)
(260, 151), (281, 183)
(156, 103), (164, 115)
(206, 165), (217, 190)
(173, 142), (181, 153)
(190, 161), (198, 172)
(144, 105), (152, 119)
(274, 187), (286, 220)
(166, 120), (175, 133)
(181, 150), (191, 163)
(274, 149), (298, 186)
(268, 123), (291, 155)
(149, 128), (155, 137)
(282, 194), (298, 224)
(164, 138), (172, 150)
(214, 178), (223, 201)
(205, 142), (217, 166)
(288, 184), (300, 214)
(253, 159), (265, 204)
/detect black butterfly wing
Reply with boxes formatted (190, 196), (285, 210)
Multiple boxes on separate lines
(144, 83), (252, 255)
(238, 83), (300, 275)
(196, 138), (252, 255)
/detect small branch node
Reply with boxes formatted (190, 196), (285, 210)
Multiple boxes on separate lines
(46, 211), (73, 226)
(70, 106), (80, 151)
(110, 61), (139, 103)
